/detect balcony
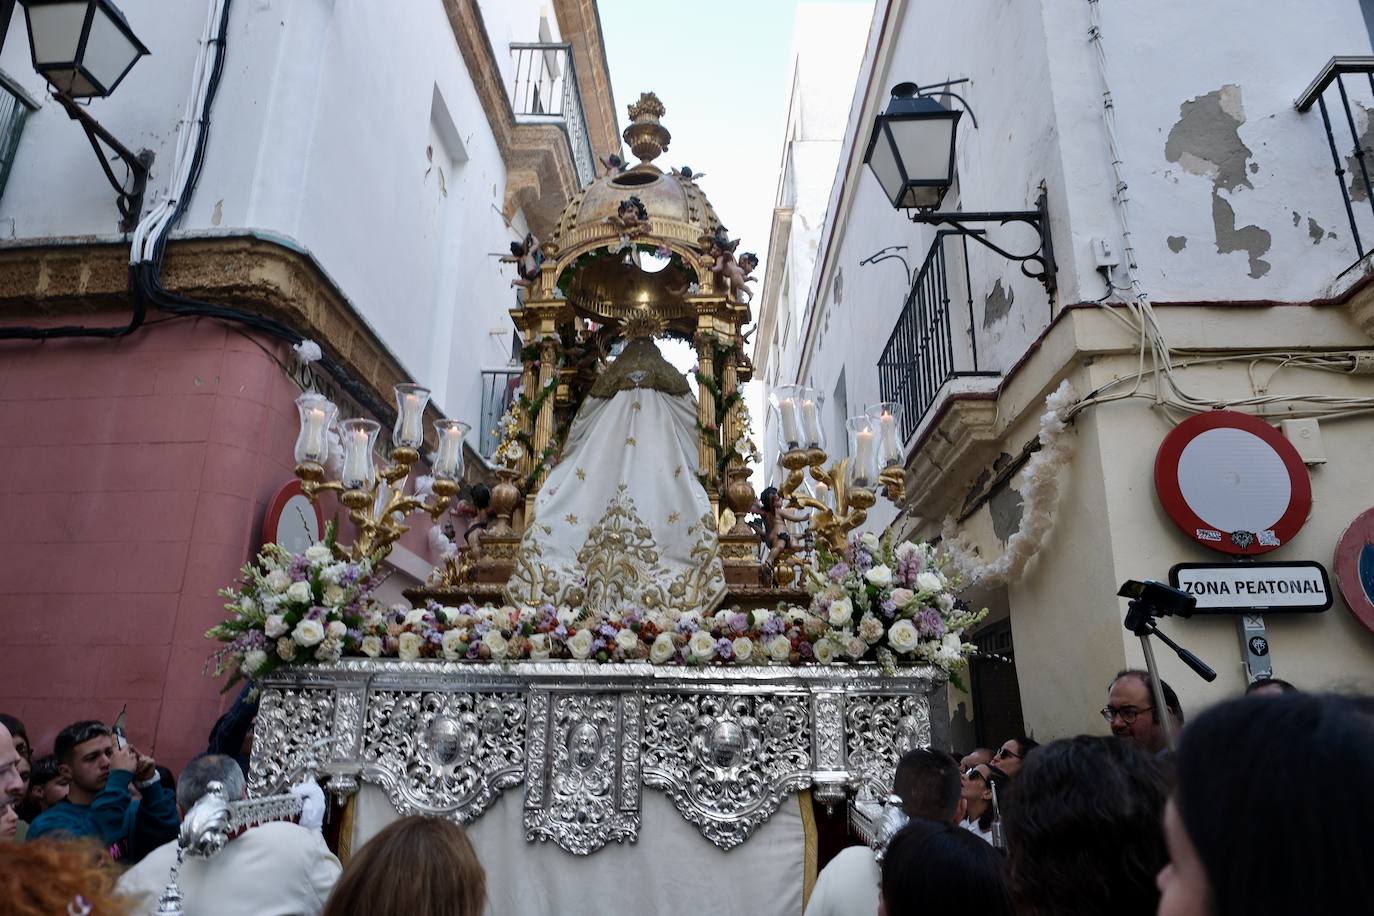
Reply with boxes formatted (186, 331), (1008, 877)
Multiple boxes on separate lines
(0, 71), (39, 201)
(1297, 57), (1374, 276)
(478, 368), (522, 463)
(509, 43), (597, 188)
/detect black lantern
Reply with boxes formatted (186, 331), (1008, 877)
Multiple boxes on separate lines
(19, 0), (148, 98)
(864, 83), (961, 212)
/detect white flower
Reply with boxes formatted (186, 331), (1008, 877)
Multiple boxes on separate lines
(751, 609), (771, 628)
(860, 532), (881, 552)
(360, 635), (382, 658)
(320, 563), (348, 585)
(305, 543), (332, 566)
(828, 597), (854, 628)
(322, 585), (346, 607)
(888, 619), (920, 654)
(858, 614), (885, 644)
(241, 649), (268, 677)
(484, 630), (509, 660)
(767, 635), (792, 662)
(895, 541), (918, 561)
(731, 637), (754, 664)
(292, 619), (325, 647)
(437, 605), (461, 624)
(238, 596), (257, 615)
(939, 632), (964, 663)
(275, 637), (296, 661)
(566, 628), (595, 660)
(556, 607), (578, 626)
(890, 588), (915, 609)
(529, 633), (552, 661)
(404, 608), (429, 626)
(264, 614), (288, 638)
(865, 565), (893, 588)
(814, 638), (837, 665)
(266, 570), (291, 592)
(785, 606), (809, 624)
(845, 636), (868, 660)
(286, 581), (313, 604)
(314, 638), (342, 663)
(615, 628), (640, 653)
(650, 632), (676, 664)
(292, 338), (322, 363)
(936, 593), (955, 612)
(326, 620), (347, 639)
(688, 630), (716, 660)
(398, 632), (423, 661)
(916, 571), (945, 593)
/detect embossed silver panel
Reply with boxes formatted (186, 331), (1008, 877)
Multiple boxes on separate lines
(845, 694), (933, 798)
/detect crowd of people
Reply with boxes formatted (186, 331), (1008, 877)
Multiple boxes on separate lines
(0, 670), (1368, 915)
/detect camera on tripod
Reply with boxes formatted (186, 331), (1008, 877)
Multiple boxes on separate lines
(1117, 580), (1196, 619)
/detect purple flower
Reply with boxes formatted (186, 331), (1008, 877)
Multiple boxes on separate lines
(591, 637), (607, 652)
(918, 607), (945, 638)
(306, 606), (326, 621)
(728, 613), (748, 635)
(828, 563), (850, 583)
(879, 599), (898, 620)
(554, 623), (569, 640)
(426, 632), (443, 646)
(598, 623), (618, 639)
(675, 617), (699, 635)
(716, 637), (735, 661)
(797, 641), (815, 661)
(761, 616), (785, 638)
(466, 642), (481, 659)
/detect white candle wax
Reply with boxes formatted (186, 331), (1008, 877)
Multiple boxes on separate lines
(342, 429), (373, 487)
(853, 429), (875, 482)
(801, 399), (823, 447)
(815, 481), (830, 506)
(435, 427), (462, 478)
(779, 398), (803, 448)
(400, 394), (424, 445)
(879, 412), (900, 466)
(303, 408), (327, 460)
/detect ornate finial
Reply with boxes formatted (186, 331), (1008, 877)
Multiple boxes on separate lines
(621, 307), (666, 340)
(623, 91), (671, 164)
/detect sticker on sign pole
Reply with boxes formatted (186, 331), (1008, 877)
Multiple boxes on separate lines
(1154, 411), (1312, 556)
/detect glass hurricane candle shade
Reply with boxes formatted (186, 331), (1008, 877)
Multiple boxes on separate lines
(392, 384), (431, 449)
(799, 387), (826, 450)
(340, 419), (381, 490)
(432, 419), (470, 480)
(846, 415), (879, 488)
(770, 384), (806, 452)
(866, 401), (904, 468)
(293, 392), (338, 465)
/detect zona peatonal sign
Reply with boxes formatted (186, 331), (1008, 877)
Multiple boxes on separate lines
(1169, 561), (1332, 613)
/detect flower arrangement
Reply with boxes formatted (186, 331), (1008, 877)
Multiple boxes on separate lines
(207, 527), (385, 688)
(807, 532), (986, 686)
(491, 400), (526, 469)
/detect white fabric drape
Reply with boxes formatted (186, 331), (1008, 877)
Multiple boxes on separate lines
(505, 387), (727, 618)
(353, 786), (805, 916)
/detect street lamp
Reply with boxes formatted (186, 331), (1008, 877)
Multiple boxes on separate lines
(17, 0), (152, 231)
(864, 81), (1057, 295)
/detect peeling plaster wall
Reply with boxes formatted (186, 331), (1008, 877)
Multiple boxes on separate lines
(0, 0), (560, 425)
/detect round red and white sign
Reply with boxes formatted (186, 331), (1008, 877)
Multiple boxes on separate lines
(1154, 411), (1311, 556)
(262, 478), (325, 554)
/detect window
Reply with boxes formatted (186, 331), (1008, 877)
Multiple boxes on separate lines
(0, 71), (38, 202)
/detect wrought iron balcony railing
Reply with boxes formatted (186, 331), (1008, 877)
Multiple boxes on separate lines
(0, 71), (38, 202)
(509, 43), (597, 188)
(877, 232), (998, 442)
(479, 368), (522, 462)
(1297, 57), (1374, 275)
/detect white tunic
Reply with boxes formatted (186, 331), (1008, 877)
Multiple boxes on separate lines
(805, 845), (881, 916)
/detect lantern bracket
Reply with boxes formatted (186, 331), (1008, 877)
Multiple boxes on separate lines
(52, 90), (153, 233)
(906, 190), (1056, 295)
(909, 79), (980, 129)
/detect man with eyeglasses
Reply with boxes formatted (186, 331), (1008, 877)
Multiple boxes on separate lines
(1103, 668), (1184, 755)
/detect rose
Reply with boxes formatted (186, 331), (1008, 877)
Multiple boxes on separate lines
(767, 635), (792, 662)
(827, 597), (854, 628)
(650, 632), (676, 664)
(865, 565), (893, 588)
(751, 609), (771, 628)
(285, 581), (313, 604)
(320, 562), (348, 585)
(860, 532), (881, 552)
(858, 614), (885, 644)
(322, 620), (345, 640)
(731, 637), (754, 664)
(615, 628), (640, 654)
(688, 630), (716, 660)
(264, 614), (288, 638)
(936, 594), (955, 612)
(845, 636), (868, 660)
(314, 638), (342, 663)
(319, 585), (344, 608)
(266, 570), (291, 591)
(436, 605), (461, 624)
(276, 636), (296, 661)
(556, 608), (578, 626)
(529, 633), (552, 661)
(887, 619), (920, 654)
(785, 606), (809, 624)
(441, 629), (465, 661)
(916, 571), (945, 593)
(484, 630), (509, 660)
(567, 629), (594, 660)
(398, 632), (423, 661)
(360, 635), (382, 658)
(305, 543), (333, 565)
(938, 632), (964, 663)
(890, 588), (915, 609)
(404, 608), (429, 626)
(292, 619), (326, 647)
(814, 638), (837, 664)
(241, 649), (268, 677)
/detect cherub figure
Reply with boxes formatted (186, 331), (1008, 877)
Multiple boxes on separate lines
(506, 233), (543, 288)
(734, 324), (757, 375)
(607, 196), (650, 267)
(671, 165), (706, 182)
(704, 226), (741, 290)
(601, 153), (627, 175)
(754, 485), (809, 572)
(722, 251), (759, 304)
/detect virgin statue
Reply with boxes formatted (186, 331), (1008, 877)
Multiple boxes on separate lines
(504, 332), (727, 619)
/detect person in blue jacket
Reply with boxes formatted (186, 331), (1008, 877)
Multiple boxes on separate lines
(26, 720), (178, 864)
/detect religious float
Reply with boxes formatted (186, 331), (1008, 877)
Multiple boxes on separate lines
(210, 95), (983, 915)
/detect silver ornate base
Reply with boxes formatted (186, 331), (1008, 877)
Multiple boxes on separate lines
(249, 661), (947, 854)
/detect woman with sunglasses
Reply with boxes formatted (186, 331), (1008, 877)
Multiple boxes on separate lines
(991, 735), (1037, 778)
(959, 763), (1006, 844)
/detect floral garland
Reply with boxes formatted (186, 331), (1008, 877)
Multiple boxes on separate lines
(940, 380), (1079, 587)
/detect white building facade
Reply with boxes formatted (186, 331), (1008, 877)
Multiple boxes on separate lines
(759, 0), (1374, 747)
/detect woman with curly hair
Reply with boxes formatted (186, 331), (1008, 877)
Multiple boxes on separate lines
(0, 839), (132, 915)
(321, 816), (485, 916)
(1002, 735), (1169, 916)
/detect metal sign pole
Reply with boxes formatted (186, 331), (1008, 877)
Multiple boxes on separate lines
(1237, 613), (1272, 683)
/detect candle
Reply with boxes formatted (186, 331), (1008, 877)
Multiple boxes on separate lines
(400, 394), (423, 446)
(878, 411), (900, 467)
(814, 480), (830, 506)
(853, 428), (875, 484)
(302, 408), (327, 461)
(801, 399), (823, 447)
(342, 427), (373, 488)
(434, 425), (462, 479)
(779, 398), (803, 448)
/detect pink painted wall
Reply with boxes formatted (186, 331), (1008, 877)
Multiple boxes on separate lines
(0, 313), (311, 772)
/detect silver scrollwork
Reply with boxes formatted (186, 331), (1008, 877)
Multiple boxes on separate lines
(845, 694), (932, 798)
(248, 687), (336, 795)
